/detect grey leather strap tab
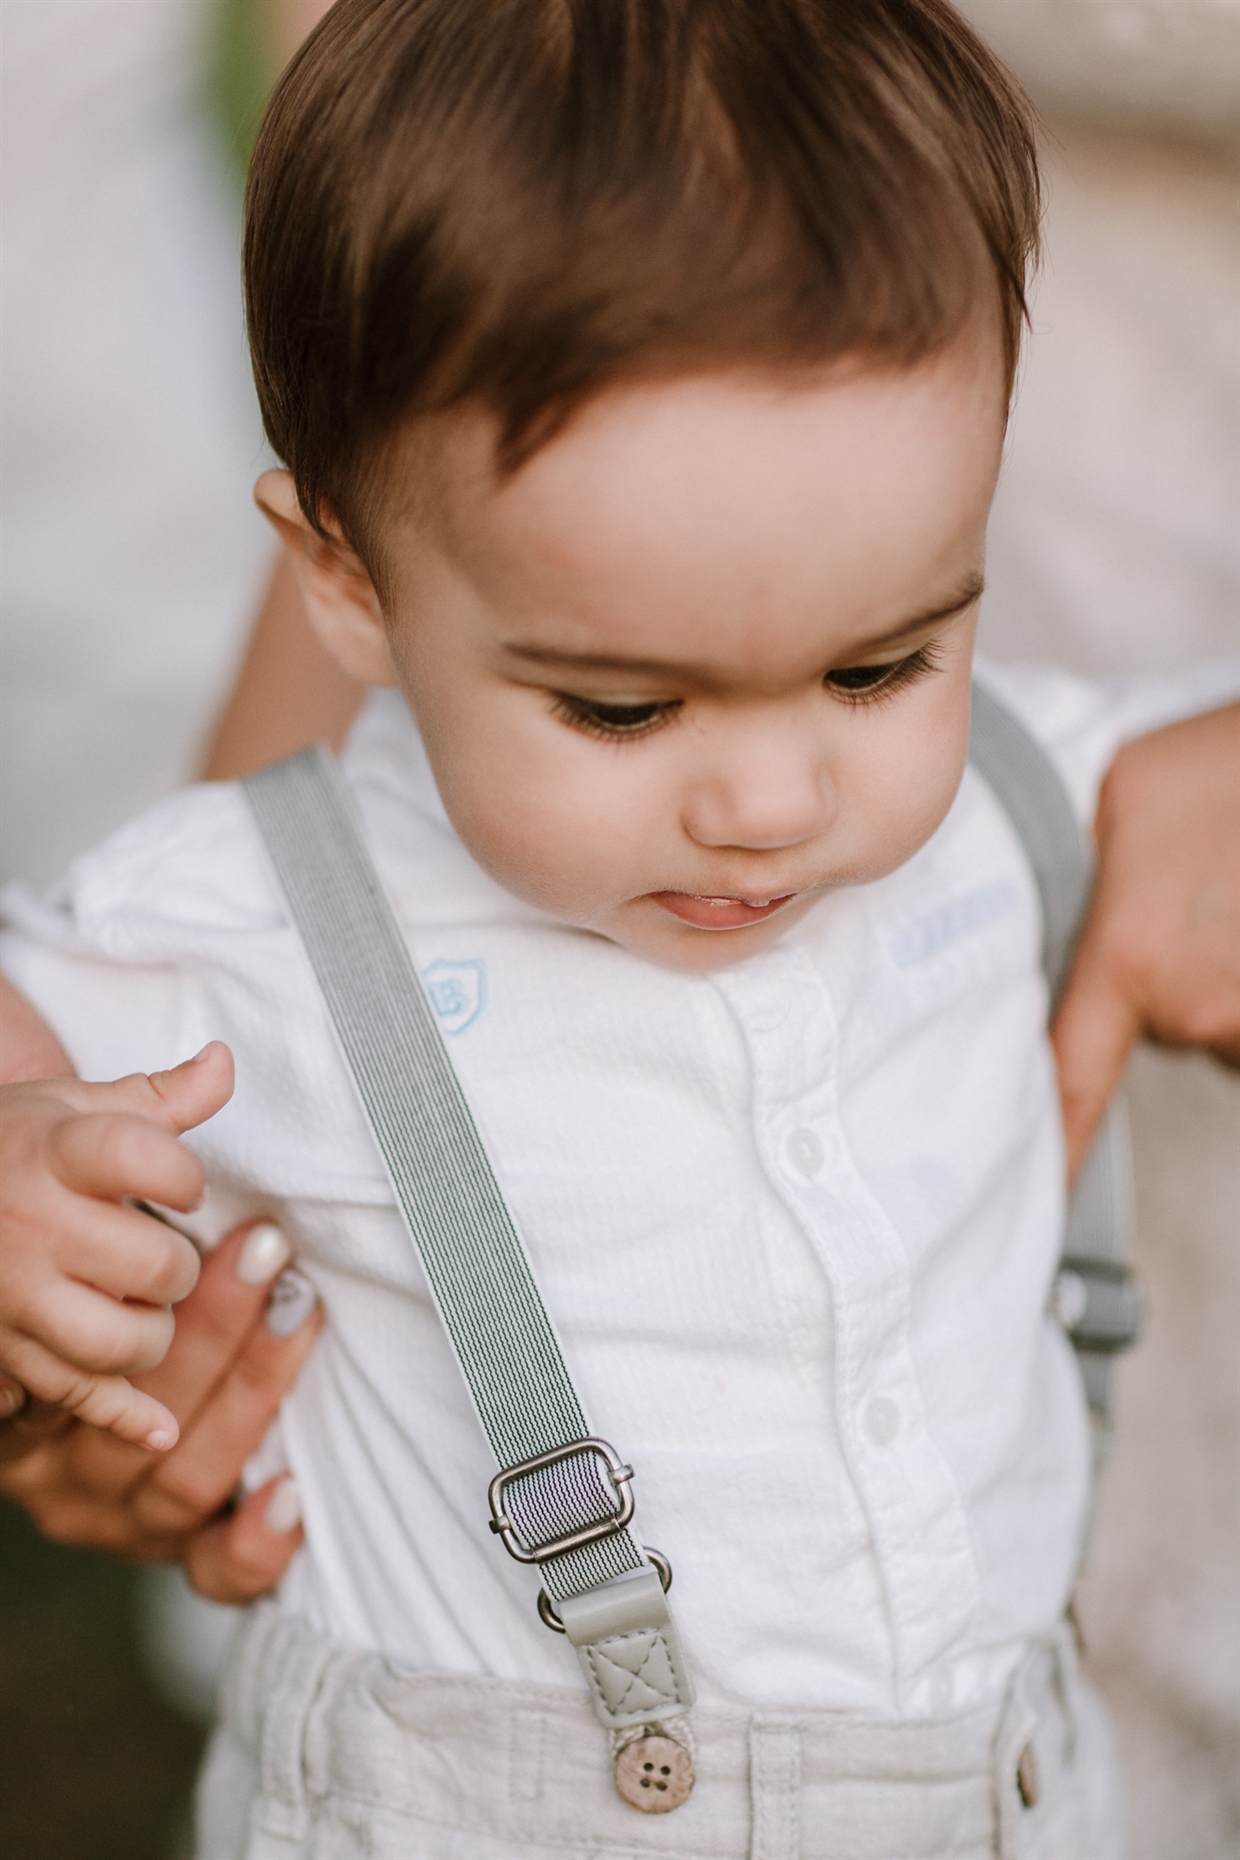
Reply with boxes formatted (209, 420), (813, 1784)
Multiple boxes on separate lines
(243, 748), (692, 1726)
(560, 1568), (695, 1726)
(969, 683), (1137, 1420)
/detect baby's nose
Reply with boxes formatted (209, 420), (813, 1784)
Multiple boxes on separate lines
(682, 742), (838, 851)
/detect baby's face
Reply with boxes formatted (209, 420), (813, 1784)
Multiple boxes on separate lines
(363, 332), (1004, 970)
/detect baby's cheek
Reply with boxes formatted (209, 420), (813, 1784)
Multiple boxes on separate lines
(461, 747), (662, 922)
(445, 781), (600, 920)
(848, 723), (969, 881)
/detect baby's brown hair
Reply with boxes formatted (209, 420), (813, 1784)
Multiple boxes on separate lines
(245, 0), (1040, 554)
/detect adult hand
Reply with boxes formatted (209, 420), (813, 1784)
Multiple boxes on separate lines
(1052, 702), (1240, 1181)
(0, 1218), (322, 1603)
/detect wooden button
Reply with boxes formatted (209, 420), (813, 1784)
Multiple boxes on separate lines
(1017, 1741), (1039, 1808)
(613, 1734), (695, 1812)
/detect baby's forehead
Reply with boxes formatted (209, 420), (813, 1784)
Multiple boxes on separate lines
(395, 341), (1005, 550)
(375, 348), (1002, 676)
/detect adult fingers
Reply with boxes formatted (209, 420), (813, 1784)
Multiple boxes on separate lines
(1085, 704), (1240, 1063)
(136, 1224), (297, 1420)
(184, 1475), (304, 1605)
(0, 1371), (27, 1421)
(1050, 935), (1141, 1187)
(0, 1395), (74, 1471)
(0, 1417), (180, 1556)
(134, 1289), (323, 1539)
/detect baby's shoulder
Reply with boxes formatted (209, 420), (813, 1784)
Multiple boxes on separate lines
(24, 780), (281, 952)
(28, 692), (439, 951)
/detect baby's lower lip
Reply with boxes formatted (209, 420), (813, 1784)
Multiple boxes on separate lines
(648, 891), (797, 929)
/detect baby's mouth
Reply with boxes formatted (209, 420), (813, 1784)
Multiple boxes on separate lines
(648, 891), (798, 930)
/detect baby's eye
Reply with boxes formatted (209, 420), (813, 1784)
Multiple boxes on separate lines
(824, 663), (897, 693)
(824, 645), (938, 703)
(552, 693), (680, 741)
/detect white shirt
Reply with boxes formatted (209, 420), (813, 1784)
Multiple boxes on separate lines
(2, 659), (1234, 1720)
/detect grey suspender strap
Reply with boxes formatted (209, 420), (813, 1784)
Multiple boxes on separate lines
(242, 748), (694, 1732)
(969, 681), (1141, 1423)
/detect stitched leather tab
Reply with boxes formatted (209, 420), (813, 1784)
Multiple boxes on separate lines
(557, 1566), (694, 1728)
(579, 1625), (694, 1727)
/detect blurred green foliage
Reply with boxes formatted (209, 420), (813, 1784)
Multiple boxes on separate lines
(0, 1499), (205, 1860)
(206, 0), (282, 195)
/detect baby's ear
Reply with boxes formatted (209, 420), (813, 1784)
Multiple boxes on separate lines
(254, 471), (398, 688)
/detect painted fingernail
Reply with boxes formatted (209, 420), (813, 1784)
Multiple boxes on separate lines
(145, 1425), (177, 1451)
(264, 1267), (318, 1337)
(264, 1476), (302, 1534)
(236, 1222), (293, 1286)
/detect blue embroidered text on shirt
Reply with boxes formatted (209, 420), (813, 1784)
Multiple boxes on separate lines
(422, 958), (487, 1034)
(889, 880), (1017, 968)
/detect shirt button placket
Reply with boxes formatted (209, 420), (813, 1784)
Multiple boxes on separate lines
(784, 1127), (825, 1179)
(863, 1396), (900, 1446)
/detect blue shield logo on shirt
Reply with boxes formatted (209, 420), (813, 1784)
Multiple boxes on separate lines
(422, 958), (487, 1035)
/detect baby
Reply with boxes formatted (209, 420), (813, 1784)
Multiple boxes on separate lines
(2, 2), (1236, 1855)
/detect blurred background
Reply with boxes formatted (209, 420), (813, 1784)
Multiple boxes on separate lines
(0, 1), (1237, 1856)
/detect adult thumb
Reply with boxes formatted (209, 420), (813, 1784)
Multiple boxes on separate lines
(1051, 949), (1140, 1187)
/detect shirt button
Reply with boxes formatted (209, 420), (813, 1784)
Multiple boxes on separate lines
(746, 987), (792, 1031)
(864, 1396), (900, 1445)
(613, 1734), (695, 1812)
(785, 1127), (824, 1178)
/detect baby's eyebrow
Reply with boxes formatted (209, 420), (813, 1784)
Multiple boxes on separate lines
(503, 572), (984, 679)
(503, 643), (721, 679)
(842, 573), (986, 655)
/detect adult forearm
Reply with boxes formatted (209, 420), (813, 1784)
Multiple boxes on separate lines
(1, 976), (74, 1083)
(199, 550), (365, 782)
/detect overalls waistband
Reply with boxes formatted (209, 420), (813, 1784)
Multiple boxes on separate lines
(196, 1605), (1124, 1860)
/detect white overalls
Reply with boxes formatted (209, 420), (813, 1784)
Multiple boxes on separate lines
(197, 1607), (1124, 1859)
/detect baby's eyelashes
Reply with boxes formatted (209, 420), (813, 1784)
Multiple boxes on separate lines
(551, 694), (681, 742)
(551, 645), (943, 739)
(823, 642), (942, 704)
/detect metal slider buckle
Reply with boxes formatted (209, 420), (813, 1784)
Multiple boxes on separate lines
(1052, 1256), (1143, 1354)
(488, 1436), (636, 1565)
